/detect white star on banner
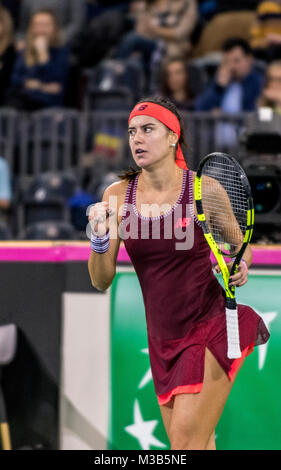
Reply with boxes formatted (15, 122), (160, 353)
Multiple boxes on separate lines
(255, 309), (277, 370)
(138, 348), (152, 389)
(124, 399), (167, 450)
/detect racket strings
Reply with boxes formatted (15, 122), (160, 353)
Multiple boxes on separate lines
(201, 157), (248, 254)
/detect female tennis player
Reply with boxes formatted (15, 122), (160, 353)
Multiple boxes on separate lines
(88, 96), (270, 450)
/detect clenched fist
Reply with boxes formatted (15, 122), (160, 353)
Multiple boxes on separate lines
(88, 201), (114, 237)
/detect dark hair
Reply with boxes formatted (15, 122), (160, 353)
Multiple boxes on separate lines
(222, 37), (252, 55)
(160, 56), (193, 100)
(118, 96), (187, 181)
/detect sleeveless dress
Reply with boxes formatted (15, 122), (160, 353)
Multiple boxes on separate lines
(120, 168), (270, 405)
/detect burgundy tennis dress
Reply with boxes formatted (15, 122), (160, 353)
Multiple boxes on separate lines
(120, 168), (270, 405)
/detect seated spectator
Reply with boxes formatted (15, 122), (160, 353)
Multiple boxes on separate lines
(195, 38), (264, 151)
(250, 0), (281, 62)
(194, 38), (264, 112)
(6, 9), (70, 110)
(0, 6), (16, 105)
(0, 156), (12, 223)
(115, 0), (198, 83)
(16, 0), (85, 48)
(159, 56), (194, 111)
(259, 60), (281, 113)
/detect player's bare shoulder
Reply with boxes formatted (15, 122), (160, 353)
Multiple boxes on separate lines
(102, 179), (129, 201)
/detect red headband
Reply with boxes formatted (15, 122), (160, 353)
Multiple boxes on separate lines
(128, 102), (187, 169)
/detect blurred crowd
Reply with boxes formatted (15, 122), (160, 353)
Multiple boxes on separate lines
(0, 0), (281, 240)
(0, 0), (281, 111)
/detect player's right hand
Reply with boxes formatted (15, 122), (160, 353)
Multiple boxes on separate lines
(88, 201), (114, 237)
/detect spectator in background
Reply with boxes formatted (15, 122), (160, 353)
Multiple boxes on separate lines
(0, 156), (12, 224)
(159, 56), (194, 111)
(6, 9), (70, 110)
(0, 6), (16, 105)
(116, 0), (198, 85)
(195, 38), (264, 151)
(250, 0), (281, 62)
(16, 0), (84, 49)
(141, 0), (198, 58)
(259, 60), (281, 113)
(195, 38), (264, 112)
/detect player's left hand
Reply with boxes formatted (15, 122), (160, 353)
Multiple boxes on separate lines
(228, 260), (248, 287)
(215, 260), (248, 287)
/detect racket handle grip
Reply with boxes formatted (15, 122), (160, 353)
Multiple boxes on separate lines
(226, 307), (242, 359)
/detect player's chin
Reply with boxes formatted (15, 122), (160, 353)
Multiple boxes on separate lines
(136, 158), (156, 170)
(133, 155), (147, 167)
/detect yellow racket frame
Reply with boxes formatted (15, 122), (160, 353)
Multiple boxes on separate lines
(194, 173), (254, 300)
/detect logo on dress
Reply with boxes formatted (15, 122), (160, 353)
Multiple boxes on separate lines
(175, 217), (191, 229)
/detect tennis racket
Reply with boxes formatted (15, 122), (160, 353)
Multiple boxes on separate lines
(194, 152), (254, 359)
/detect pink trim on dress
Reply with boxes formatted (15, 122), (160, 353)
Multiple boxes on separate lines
(157, 341), (256, 405)
(228, 342), (255, 381)
(157, 383), (203, 405)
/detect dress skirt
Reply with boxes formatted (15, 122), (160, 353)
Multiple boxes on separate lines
(147, 303), (270, 406)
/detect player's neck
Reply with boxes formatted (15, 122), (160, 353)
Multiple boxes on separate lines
(139, 164), (183, 193)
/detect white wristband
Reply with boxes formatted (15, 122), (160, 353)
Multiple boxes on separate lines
(90, 230), (109, 253)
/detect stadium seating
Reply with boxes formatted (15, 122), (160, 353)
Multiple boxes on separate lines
(83, 58), (145, 110)
(16, 172), (78, 234)
(21, 221), (76, 240)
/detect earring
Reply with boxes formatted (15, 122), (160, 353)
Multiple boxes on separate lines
(171, 143), (176, 147)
